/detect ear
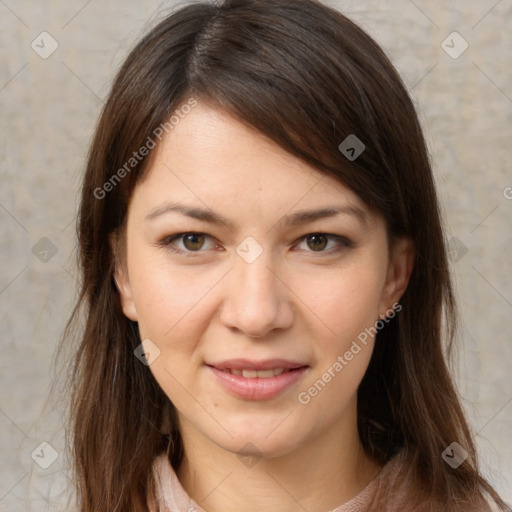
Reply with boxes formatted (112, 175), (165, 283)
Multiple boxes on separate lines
(110, 233), (138, 322)
(379, 236), (414, 316)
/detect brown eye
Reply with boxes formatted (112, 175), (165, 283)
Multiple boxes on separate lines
(295, 233), (353, 254)
(183, 233), (206, 251)
(159, 232), (219, 255)
(306, 234), (328, 251)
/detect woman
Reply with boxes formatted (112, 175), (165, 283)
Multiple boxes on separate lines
(60, 0), (510, 510)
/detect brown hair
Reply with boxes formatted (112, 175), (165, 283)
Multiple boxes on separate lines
(57, 0), (509, 510)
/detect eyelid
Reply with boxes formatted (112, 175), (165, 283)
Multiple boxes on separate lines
(158, 231), (354, 257)
(292, 233), (354, 253)
(159, 232), (220, 256)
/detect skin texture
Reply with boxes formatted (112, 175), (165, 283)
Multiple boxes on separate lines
(114, 102), (414, 512)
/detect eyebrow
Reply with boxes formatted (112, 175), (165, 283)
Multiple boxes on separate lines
(144, 201), (368, 229)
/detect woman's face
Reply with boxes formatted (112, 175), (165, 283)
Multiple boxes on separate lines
(115, 101), (412, 458)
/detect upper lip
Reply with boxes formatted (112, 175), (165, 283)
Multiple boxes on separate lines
(208, 359), (308, 371)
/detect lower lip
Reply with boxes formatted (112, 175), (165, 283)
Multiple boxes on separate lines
(208, 366), (309, 400)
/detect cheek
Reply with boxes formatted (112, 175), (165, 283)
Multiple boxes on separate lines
(294, 270), (382, 426)
(294, 263), (386, 351)
(129, 259), (215, 414)
(128, 251), (215, 343)
(291, 259), (388, 421)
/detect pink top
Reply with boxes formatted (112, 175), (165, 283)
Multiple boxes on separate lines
(148, 451), (493, 512)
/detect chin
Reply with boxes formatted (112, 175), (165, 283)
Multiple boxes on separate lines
(206, 414), (309, 460)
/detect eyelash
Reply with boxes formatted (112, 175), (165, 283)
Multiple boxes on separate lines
(157, 232), (354, 257)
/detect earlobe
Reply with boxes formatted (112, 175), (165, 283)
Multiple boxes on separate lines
(380, 237), (415, 315)
(110, 233), (138, 322)
(113, 262), (139, 322)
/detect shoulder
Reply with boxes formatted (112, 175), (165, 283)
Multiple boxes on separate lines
(362, 451), (496, 512)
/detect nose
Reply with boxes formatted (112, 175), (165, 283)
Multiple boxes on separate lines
(219, 252), (294, 338)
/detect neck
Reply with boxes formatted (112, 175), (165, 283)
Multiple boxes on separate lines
(176, 407), (382, 512)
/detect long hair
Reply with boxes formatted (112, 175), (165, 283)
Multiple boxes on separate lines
(57, 0), (509, 510)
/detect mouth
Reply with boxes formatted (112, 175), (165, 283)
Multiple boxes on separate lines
(206, 359), (309, 400)
(216, 367), (292, 378)
(207, 358), (308, 376)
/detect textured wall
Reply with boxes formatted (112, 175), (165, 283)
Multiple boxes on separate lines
(0, 0), (510, 510)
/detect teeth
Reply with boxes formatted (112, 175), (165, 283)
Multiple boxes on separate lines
(217, 367), (292, 377)
(231, 368), (287, 378)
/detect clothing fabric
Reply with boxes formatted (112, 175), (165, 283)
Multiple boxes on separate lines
(147, 450), (492, 512)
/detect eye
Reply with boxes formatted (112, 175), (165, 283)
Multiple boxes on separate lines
(161, 232), (218, 254)
(158, 232), (353, 257)
(294, 233), (353, 253)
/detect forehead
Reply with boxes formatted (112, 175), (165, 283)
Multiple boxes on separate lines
(130, 102), (377, 227)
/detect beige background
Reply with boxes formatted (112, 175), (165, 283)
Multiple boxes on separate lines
(0, 0), (510, 510)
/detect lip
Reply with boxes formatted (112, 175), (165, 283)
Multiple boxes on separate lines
(207, 359), (309, 400)
(208, 358), (307, 371)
